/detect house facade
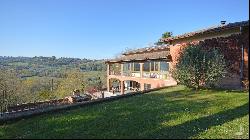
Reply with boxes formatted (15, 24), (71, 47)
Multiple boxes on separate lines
(105, 20), (249, 94)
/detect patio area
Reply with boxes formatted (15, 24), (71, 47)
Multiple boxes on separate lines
(102, 90), (137, 98)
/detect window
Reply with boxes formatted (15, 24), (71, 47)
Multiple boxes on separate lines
(144, 83), (151, 90)
(123, 63), (130, 71)
(143, 62), (150, 72)
(160, 62), (169, 72)
(134, 63), (140, 71)
(150, 61), (159, 71)
(155, 62), (159, 71)
(150, 61), (154, 71)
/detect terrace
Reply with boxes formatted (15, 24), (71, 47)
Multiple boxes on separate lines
(108, 61), (170, 79)
(105, 45), (177, 94)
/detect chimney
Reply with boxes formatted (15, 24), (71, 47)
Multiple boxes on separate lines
(221, 21), (226, 25)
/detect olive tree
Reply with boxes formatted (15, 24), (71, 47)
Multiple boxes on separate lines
(55, 70), (85, 98)
(0, 70), (23, 112)
(172, 45), (227, 89)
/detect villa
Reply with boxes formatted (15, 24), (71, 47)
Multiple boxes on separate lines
(105, 20), (249, 94)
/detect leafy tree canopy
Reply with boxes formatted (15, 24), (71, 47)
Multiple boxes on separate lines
(161, 31), (173, 38)
(172, 45), (227, 89)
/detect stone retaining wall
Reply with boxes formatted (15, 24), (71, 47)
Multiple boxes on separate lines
(0, 86), (171, 124)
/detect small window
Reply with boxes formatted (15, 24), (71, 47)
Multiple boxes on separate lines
(150, 61), (154, 71)
(155, 62), (159, 71)
(160, 62), (169, 72)
(134, 63), (140, 71)
(131, 63), (134, 71)
(123, 63), (129, 71)
(144, 83), (151, 90)
(143, 62), (150, 72)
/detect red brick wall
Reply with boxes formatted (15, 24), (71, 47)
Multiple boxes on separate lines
(169, 41), (199, 69)
(242, 27), (249, 81)
(169, 31), (249, 89)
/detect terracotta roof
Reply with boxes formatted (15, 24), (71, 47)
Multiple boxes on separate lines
(106, 48), (170, 63)
(106, 20), (248, 63)
(122, 44), (169, 55)
(160, 20), (249, 43)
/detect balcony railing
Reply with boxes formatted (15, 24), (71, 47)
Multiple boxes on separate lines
(109, 70), (168, 80)
(142, 72), (168, 79)
(109, 71), (121, 76)
(122, 71), (141, 77)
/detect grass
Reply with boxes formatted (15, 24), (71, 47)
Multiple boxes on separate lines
(0, 85), (249, 139)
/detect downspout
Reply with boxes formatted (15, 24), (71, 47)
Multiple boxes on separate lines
(240, 26), (244, 89)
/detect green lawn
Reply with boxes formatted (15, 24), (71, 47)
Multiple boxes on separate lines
(0, 85), (249, 139)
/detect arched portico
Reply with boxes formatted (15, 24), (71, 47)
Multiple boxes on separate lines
(107, 77), (143, 94)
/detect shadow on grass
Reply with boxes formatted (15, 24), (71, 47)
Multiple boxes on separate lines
(197, 87), (249, 94)
(0, 86), (248, 139)
(39, 91), (216, 138)
(146, 102), (249, 139)
(144, 89), (196, 100)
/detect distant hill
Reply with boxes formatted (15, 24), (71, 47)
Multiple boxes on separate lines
(0, 56), (107, 78)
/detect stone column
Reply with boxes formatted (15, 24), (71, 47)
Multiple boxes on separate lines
(107, 63), (110, 76)
(140, 63), (144, 78)
(121, 80), (125, 94)
(140, 82), (144, 91)
(121, 63), (124, 76)
(107, 64), (110, 92)
(107, 78), (110, 92)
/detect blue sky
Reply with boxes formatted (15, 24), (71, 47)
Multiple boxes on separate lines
(0, 0), (249, 59)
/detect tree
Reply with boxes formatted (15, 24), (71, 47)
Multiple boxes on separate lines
(172, 45), (227, 89)
(161, 32), (173, 38)
(84, 77), (104, 93)
(0, 70), (23, 112)
(156, 31), (173, 45)
(55, 70), (85, 98)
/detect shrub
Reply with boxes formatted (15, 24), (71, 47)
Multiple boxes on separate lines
(172, 45), (227, 89)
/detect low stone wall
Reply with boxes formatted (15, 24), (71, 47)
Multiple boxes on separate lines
(0, 86), (173, 124)
(3, 98), (70, 113)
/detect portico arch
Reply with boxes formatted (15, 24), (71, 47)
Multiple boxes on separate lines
(107, 78), (125, 94)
